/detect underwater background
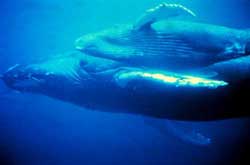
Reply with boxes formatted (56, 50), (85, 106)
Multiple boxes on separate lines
(0, 0), (250, 164)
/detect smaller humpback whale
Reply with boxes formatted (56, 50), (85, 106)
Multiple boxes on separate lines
(75, 3), (250, 71)
(1, 3), (250, 121)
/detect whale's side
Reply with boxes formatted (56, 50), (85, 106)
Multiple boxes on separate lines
(2, 52), (250, 121)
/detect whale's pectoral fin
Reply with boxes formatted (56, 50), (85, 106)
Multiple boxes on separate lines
(134, 3), (196, 31)
(144, 117), (212, 146)
(114, 69), (228, 89)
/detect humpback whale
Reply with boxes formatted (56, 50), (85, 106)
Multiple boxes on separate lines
(2, 51), (250, 121)
(75, 3), (250, 71)
(1, 3), (250, 121)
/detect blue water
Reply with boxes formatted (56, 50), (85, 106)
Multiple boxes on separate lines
(1, 0), (250, 164)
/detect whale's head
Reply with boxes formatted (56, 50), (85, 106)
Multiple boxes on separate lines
(75, 25), (132, 58)
(1, 64), (53, 92)
(1, 53), (91, 94)
(75, 33), (99, 52)
(1, 53), (122, 109)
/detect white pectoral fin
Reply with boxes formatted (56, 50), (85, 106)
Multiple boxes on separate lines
(134, 3), (196, 30)
(114, 69), (228, 89)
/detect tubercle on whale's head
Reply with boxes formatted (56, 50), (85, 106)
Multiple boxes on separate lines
(1, 64), (49, 92)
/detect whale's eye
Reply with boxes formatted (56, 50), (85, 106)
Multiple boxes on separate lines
(79, 59), (88, 68)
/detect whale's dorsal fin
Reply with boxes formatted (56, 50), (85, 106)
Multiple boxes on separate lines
(134, 3), (196, 31)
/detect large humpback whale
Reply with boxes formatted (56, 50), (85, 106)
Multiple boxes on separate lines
(2, 51), (250, 121)
(1, 3), (250, 121)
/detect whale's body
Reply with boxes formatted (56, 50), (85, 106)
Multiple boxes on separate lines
(2, 3), (250, 121)
(75, 20), (250, 71)
(2, 52), (250, 121)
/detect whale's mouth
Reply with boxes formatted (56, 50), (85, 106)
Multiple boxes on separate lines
(11, 75), (44, 90)
(2, 64), (46, 91)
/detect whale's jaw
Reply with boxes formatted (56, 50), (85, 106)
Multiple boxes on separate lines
(2, 64), (48, 92)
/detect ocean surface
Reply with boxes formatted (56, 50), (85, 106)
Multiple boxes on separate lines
(0, 0), (250, 164)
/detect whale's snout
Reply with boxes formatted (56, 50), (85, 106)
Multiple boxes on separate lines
(2, 64), (25, 89)
(2, 64), (46, 92)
